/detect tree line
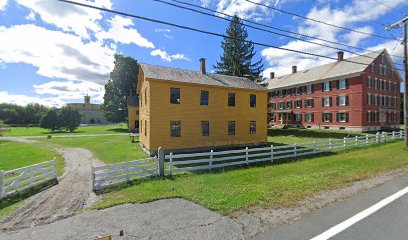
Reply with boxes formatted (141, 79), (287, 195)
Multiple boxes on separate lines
(0, 103), (82, 132)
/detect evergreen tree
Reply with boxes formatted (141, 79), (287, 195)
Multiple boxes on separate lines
(103, 54), (138, 123)
(214, 15), (264, 81)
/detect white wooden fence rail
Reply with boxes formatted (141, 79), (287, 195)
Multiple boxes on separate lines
(92, 157), (157, 191)
(0, 159), (57, 199)
(165, 131), (405, 175)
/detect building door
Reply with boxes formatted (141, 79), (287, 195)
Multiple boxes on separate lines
(135, 121), (139, 129)
(90, 118), (95, 124)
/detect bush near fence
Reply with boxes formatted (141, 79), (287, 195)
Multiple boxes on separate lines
(92, 131), (405, 191)
(0, 159), (57, 199)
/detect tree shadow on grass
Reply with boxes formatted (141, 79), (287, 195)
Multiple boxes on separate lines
(106, 128), (129, 133)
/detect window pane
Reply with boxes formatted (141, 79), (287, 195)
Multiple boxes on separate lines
(228, 93), (235, 106)
(170, 121), (181, 137)
(201, 121), (209, 136)
(228, 121), (235, 135)
(170, 88), (180, 104)
(250, 94), (256, 107)
(200, 91), (209, 105)
(250, 121), (256, 134)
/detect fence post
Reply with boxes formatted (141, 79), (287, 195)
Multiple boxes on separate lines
(209, 150), (213, 171)
(392, 131), (395, 140)
(169, 152), (173, 175)
(91, 166), (95, 192)
(245, 147), (249, 166)
(365, 134), (369, 144)
(53, 158), (57, 179)
(383, 132), (387, 142)
(0, 170), (4, 199)
(158, 147), (165, 177)
(343, 137), (347, 149)
(355, 136), (358, 147)
(328, 139), (332, 151)
(313, 141), (317, 153)
(400, 130), (403, 139)
(376, 132), (380, 143)
(294, 143), (297, 157)
(270, 145), (274, 162)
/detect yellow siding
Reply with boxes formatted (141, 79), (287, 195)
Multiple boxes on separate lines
(127, 106), (139, 130)
(139, 77), (151, 150)
(145, 79), (267, 152)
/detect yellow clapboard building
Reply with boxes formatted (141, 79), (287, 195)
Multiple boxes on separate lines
(136, 59), (268, 155)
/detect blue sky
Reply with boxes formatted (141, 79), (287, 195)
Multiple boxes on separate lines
(0, 0), (406, 107)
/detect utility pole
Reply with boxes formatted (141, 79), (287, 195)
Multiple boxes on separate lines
(386, 16), (408, 148)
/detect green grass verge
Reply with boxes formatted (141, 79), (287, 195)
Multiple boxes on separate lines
(2, 124), (128, 137)
(37, 135), (148, 164)
(0, 141), (64, 220)
(0, 140), (64, 175)
(95, 141), (408, 215)
(267, 128), (368, 145)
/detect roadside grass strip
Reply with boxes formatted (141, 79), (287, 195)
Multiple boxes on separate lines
(95, 141), (408, 215)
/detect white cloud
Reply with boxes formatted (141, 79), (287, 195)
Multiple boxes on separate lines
(0, 24), (115, 84)
(0, 91), (65, 108)
(150, 49), (191, 62)
(261, 0), (408, 78)
(25, 11), (36, 21)
(33, 80), (104, 102)
(96, 16), (155, 48)
(201, 0), (284, 21)
(14, 0), (112, 39)
(154, 28), (171, 33)
(0, 0), (8, 11)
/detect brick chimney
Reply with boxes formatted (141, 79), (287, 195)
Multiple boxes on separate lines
(270, 72), (275, 79)
(337, 51), (344, 61)
(292, 65), (297, 74)
(199, 58), (206, 74)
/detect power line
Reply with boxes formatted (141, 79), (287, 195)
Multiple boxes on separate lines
(55, 0), (405, 72)
(153, 0), (403, 66)
(371, 0), (406, 16)
(317, 0), (389, 27)
(161, 0), (403, 59)
(241, 0), (397, 41)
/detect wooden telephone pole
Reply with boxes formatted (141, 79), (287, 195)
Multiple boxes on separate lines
(386, 16), (408, 148)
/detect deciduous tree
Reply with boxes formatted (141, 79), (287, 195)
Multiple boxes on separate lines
(103, 54), (138, 123)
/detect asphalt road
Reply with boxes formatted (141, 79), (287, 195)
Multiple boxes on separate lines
(256, 174), (408, 240)
(0, 198), (242, 240)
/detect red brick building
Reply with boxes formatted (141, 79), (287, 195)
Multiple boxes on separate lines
(266, 50), (401, 132)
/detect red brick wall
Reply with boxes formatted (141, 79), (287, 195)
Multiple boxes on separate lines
(268, 54), (401, 130)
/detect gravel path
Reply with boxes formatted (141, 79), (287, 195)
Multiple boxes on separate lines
(0, 199), (243, 240)
(0, 147), (102, 231)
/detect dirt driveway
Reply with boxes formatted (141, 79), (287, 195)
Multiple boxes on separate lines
(0, 147), (102, 231)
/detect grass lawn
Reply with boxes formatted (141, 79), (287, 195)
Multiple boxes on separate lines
(0, 140), (64, 175)
(95, 141), (408, 215)
(37, 135), (148, 164)
(2, 124), (128, 137)
(267, 128), (368, 145)
(0, 140), (65, 220)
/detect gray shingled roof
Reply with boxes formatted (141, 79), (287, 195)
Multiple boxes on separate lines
(140, 63), (267, 91)
(266, 51), (384, 90)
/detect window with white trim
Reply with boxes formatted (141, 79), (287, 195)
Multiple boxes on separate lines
(323, 82), (331, 91)
(305, 113), (314, 122)
(339, 79), (347, 89)
(322, 112), (332, 122)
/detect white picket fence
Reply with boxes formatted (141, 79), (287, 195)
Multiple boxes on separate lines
(0, 159), (57, 199)
(92, 157), (157, 191)
(165, 131), (405, 175)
